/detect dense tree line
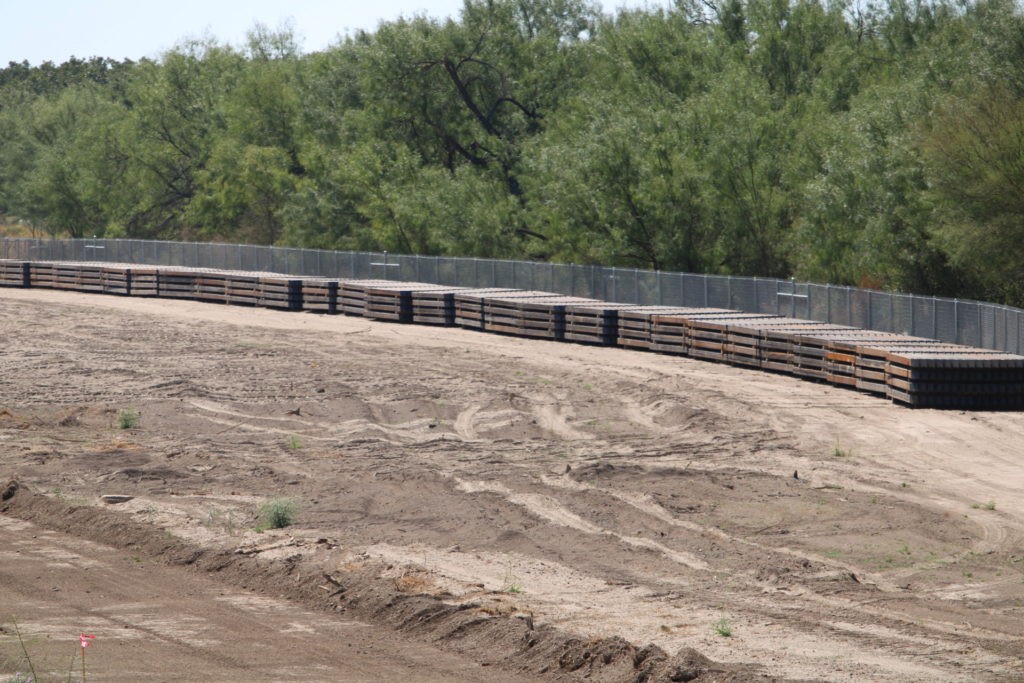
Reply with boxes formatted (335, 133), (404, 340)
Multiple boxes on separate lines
(2, 0), (1023, 304)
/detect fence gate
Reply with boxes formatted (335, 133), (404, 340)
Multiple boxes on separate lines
(776, 280), (810, 318)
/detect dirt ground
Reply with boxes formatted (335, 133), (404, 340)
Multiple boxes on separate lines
(1, 287), (1023, 682)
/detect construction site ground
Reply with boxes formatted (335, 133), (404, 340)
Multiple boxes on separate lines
(1, 287), (1022, 681)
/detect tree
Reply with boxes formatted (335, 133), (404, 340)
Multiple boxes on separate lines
(117, 40), (244, 238)
(924, 85), (1024, 303)
(526, 95), (711, 270)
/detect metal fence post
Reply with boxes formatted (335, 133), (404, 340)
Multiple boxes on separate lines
(978, 304), (983, 348)
(953, 299), (959, 344)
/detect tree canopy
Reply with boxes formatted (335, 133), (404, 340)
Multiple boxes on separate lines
(2, 0), (1024, 305)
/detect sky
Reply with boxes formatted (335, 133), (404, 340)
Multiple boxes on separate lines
(2, 0), (669, 66)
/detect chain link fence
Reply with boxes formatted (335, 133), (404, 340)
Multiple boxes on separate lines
(3, 236), (1021, 355)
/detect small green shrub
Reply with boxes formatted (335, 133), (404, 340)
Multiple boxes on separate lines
(257, 498), (298, 530)
(117, 408), (140, 429)
(713, 616), (733, 637)
(503, 561), (523, 594)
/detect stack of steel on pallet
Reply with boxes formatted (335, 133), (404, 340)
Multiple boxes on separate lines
(127, 266), (159, 297)
(476, 291), (600, 339)
(28, 261), (132, 294)
(409, 286), (469, 326)
(161, 267), (304, 310)
(0, 260), (29, 287)
(620, 309), (1024, 409)
(563, 302), (641, 345)
(616, 306), (729, 350)
(300, 278), (340, 314)
(2, 258), (1022, 409)
(453, 289), (521, 330)
(338, 280), (468, 322)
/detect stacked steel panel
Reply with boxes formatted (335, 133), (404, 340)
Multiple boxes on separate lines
(0, 260), (29, 287)
(184, 269), (303, 310)
(453, 289), (522, 330)
(127, 266), (159, 297)
(300, 279), (340, 314)
(3, 258), (1023, 409)
(409, 286), (469, 326)
(563, 302), (646, 346)
(28, 261), (131, 295)
(338, 280), (461, 322)
(479, 291), (600, 340)
(617, 307), (729, 350)
(155, 266), (201, 300)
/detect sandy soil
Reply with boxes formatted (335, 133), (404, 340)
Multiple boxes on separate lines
(0, 515), (520, 682)
(2, 287), (1023, 682)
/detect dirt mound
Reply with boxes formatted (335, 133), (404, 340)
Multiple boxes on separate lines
(0, 482), (765, 682)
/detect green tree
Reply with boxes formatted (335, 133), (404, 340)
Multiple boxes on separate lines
(924, 85), (1024, 303)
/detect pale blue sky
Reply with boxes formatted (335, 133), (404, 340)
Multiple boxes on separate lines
(2, 0), (668, 66)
